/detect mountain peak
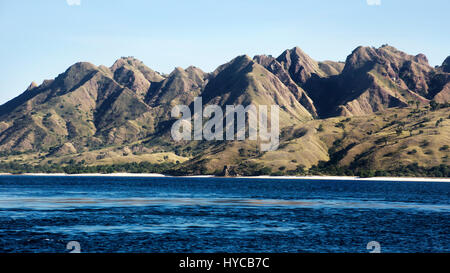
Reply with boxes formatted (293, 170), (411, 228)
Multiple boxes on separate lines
(110, 57), (165, 84)
(111, 56), (144, 71)
(379, 44), (398, 51)
(211, 55), (253, 78)
(377, 45), (430, 66)
(173, 66), (185, 73)
(276, 46), (323, 84)
(291, 46), (307, 55)
(253, 55), (276, 67)
(52, 62), (99, 92)
(69, 61), (97, 70)
(279, 46), (307, 59)
(233, 54), (253, 63)
(349, 45), (377, 59)
(442, 56), (450, 73)
(185, 65), (202, 73)
(26, 81), (38, 91)
(185, 66), (207, 81)
(414, 53), (429, 65)
(61, 62), (99, 79)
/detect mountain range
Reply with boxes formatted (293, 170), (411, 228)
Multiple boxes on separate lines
(0, 45), (449, 176)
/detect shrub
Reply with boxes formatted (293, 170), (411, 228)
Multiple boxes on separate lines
(335, 122), (345, 129)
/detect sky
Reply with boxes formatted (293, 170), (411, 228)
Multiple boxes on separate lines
(0, 0), (449, 104)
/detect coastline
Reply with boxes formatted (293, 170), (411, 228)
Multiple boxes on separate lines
(0, 173), (449, 182)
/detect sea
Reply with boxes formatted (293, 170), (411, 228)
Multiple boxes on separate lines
(0, 176), (448, 253)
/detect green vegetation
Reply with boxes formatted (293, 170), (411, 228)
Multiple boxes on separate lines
(440, 145), (449, 151)
(0, 160), (447, 178)
(304, 163), (449, 178)
(0, 161), (177, 175)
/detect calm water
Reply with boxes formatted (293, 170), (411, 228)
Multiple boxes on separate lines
(0, 176), (449, 253)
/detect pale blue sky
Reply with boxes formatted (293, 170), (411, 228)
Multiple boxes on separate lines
(0, 0), (449, 104)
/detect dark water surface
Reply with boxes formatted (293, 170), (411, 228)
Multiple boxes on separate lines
(0, 176), (448, 253)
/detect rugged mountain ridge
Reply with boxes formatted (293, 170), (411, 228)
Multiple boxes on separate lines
(0, 45), (448, 176)
(302, 45), (449, 117)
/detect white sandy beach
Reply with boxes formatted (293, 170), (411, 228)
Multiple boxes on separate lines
(0, 173), (449, 182)
(240, 175), (450, 182)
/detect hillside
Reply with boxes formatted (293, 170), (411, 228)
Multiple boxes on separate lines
(0, 46), (449, 177)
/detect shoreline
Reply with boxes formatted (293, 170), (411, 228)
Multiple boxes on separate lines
(0, 173), (449, 182)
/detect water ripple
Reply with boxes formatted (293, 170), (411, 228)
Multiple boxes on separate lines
(0, 197), (448, 212)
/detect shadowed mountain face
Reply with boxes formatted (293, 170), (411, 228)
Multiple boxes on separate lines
(301, 45), (449, 117)
(253, 54), (318, 117)
(111, 57), (164, 100)
(0, 46), (449, 175)
(441, 56), (450, 73)
(277, 47), (326, 85)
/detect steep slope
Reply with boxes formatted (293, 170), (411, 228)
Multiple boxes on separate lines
(318, 61), (345, 76)
(146, 66), (206, 108)
(254, 54), (318, 117)
(111, 57), (165, 100)
(440, 56), (450, 73)
(0, 62), (101, 152)
(202, 55), (313, 127)
(429, 57), (450, 103)
(177, 106), (450, 175)
(276, 47), (326, 85)
(303, 45), (445, 117)
(0, 60), (156, 152)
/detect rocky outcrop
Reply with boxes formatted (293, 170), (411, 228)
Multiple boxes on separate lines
(146, 66), (206, 107)
(52, 142), (77, 156)
(276, 47), (325, 85)
(202, 55), (313, 125)
(111, 57), (165, 100)
(302, 45), (445, 117)
(254, 55), (318, 117)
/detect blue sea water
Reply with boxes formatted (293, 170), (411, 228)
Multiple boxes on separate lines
(0, 176), (448, 253)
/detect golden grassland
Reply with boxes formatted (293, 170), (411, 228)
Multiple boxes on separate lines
(0, 106), (448, 176)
